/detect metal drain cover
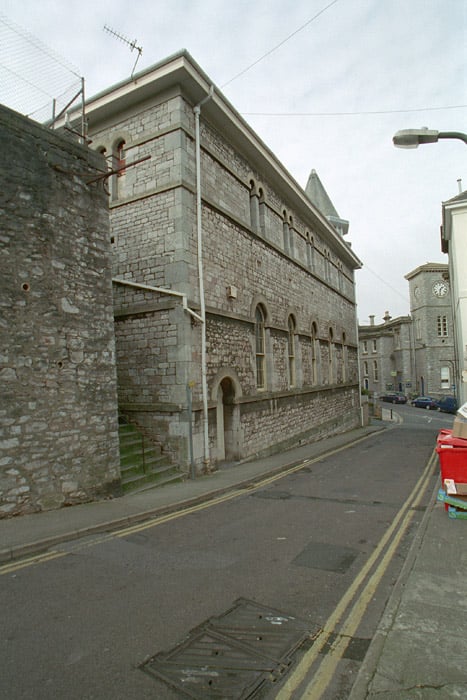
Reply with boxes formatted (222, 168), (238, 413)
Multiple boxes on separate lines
(141, 598), (320, 699)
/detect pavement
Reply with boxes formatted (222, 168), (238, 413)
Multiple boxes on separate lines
(1, 421), (467, 698)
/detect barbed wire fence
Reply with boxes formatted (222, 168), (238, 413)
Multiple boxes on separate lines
(0, 13), (85, 136)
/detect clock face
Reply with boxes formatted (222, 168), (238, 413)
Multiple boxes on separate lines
(432, 281), (448, 297)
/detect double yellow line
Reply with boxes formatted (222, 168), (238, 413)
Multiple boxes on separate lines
(0, 435), (437, 700)
(275, 449), (437, 700)
(0, 432), (379, 576)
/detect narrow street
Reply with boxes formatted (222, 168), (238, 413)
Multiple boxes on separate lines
(1, 415), (448, 699)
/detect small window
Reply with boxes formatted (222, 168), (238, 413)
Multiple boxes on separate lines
(342, 332), (347, 382)
(416, 318), (422, 340)
(437, 315), (448, 337)
(441, 366), (450, 389)
(258, 188), (266, 236)
(255, 306), (266, 389)
(328, 328), (334, 384)
(362, 340), (368, 354)
(288, 316), (296, 387)
(372, 339), (377, 353)
(249, 180), (259, 232)
(116, 140), (126, 176)
(373, 360), (378, 381)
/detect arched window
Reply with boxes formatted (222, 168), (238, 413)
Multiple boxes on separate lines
(342, 332), (347, 382)
(311, 322), (318, 385)
(338, 263), (344, 292)
(288, 216), (294, 257)
(255, 306), (266, 389)
(258, 188), (266, 237)
(287, 315), (296, 387)
(325, 250), (331, 283)
(282, 210), (290, 254)
(112, 139), (126, 199)
(328, 328), (335, 384)
(249, 180), (259, 232)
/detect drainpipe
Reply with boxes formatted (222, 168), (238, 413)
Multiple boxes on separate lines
(194, 85), (214, 471)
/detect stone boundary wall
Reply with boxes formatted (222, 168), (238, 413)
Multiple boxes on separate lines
(0, 105), (120, 516)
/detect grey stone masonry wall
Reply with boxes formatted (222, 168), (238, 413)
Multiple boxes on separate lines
(0, 105), (120, 516)
(85, 69), (361, 470)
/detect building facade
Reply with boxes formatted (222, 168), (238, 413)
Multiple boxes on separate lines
(441, 190), (467, 406)
(405, 263), (455, 398)
(358, 262), (456, 401)
(75, 51), (363, 472)
(359, 313), (414, 395)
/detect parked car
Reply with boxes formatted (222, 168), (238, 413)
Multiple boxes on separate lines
(436, 396), (458, 414)
(411, 396), (438, 410)
(380, 392), (407, 404)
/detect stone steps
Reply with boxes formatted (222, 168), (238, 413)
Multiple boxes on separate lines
(118, 422), (184, 493)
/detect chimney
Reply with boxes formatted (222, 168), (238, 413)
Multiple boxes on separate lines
(383, 311), (392, 323)
(369, 315), (375, 326)
(458, 178), (463, 194)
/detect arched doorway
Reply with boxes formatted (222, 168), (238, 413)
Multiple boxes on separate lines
(215, 376), (241, 463)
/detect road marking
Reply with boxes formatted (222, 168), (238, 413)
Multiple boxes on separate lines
(274, 450), (437, 699)
(113, 433), (381, 538)
(1, 434), (374, 574)
(0, 550), (67, 575)
(0, 430), (386, 573)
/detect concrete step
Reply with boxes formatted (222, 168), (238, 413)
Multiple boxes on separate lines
(120, 465), (185, 493)
(118, 421), (183, 493)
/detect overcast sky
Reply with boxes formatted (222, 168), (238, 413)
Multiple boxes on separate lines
(2, 0), (466, 324)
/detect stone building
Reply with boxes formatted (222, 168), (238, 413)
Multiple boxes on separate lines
(358, 262), (456, 400)
(359, 312), (414, 395)
(74, 50), (363, 471)
(0, 105), (120, 516)
(405, 263), (455, 398)
(441, 190), (467, 405)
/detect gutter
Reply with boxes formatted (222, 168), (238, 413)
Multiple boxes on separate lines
(112, 278), (203, 323)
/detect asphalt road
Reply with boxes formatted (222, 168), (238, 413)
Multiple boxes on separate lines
(1, 412), (449, 700)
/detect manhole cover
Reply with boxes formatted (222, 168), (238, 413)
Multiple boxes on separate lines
(141, 598), (319, 699)
(292, 541), (358, 573)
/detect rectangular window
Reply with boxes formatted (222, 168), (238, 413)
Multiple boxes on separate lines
(441, 366), (450, 389)
(373, 360), (378, 381)
(437, 316), (448, 337)
(372, 339), (377, 353)
(362, 341), (368, 354)
(416, 318), (422, 340)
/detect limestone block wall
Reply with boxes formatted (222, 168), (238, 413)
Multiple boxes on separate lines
(85, 84), (360, 469)
(0, 105), (120, 516)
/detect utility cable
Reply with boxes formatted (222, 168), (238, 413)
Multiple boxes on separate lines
(220, 0), (340, 89)
(242, 104), (467, 117)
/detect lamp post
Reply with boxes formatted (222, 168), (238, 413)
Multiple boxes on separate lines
(393, 128), (467, 148)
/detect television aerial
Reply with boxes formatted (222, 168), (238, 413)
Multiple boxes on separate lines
(103, 25), (143, 78)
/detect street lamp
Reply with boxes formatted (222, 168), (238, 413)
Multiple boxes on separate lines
(393, 128), (467, 148)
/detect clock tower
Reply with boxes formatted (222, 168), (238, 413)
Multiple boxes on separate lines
(405, 263), (454, 397)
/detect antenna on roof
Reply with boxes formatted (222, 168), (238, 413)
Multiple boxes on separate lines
(103, 24), (143, 79)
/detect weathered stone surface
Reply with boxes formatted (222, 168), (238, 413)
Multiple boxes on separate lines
(89, 73), (360, 470)
(0, 105), (120, 517)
